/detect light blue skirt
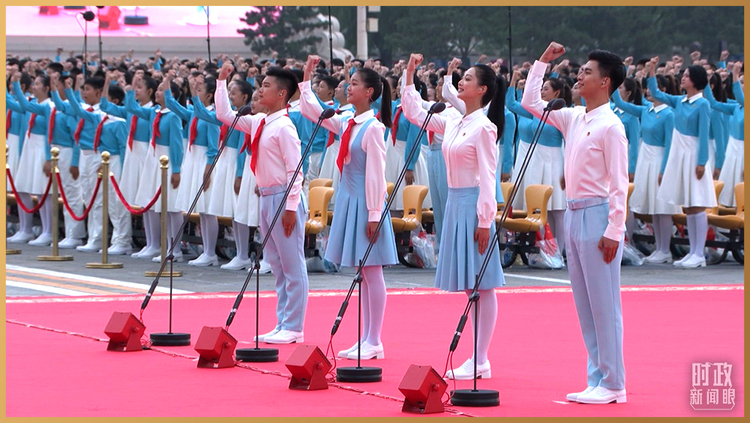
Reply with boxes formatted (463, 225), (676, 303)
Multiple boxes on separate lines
(325, 186), (399, 268)
(435, 187), (505, 292)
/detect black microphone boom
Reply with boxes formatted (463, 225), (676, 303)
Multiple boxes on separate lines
(224, 106), (335, 329)
(140, 105), (253, 311)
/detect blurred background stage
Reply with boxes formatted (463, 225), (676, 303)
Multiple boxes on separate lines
(6, 6), (258, 60)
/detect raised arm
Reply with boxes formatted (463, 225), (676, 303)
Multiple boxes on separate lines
(124, 84), (154, 121)
(400, 53), (447, 135)
(611, 88), (646, 117)
(191, 95), (222, 126)
(12, 80), (50, 116)
(64, 86), (99, 125)
(703, 83), (736, 115)
(645, 58), (680, 108)
(6, 91), (24, 114)
(297, 55), (342, 134)
(732, 62), (744, 106)
(505, 84), (533, 118)
(441, 67), (466, 114)
(164, 88), (192, 122)
(214, 64), (260, 135)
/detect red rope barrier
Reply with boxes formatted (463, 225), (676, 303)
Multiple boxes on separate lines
(6, 168), (52, 214)
(56, 172), (101, 222)
(110, 174), (161, 216)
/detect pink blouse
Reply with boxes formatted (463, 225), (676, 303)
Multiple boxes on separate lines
(401, 85), (498, 228)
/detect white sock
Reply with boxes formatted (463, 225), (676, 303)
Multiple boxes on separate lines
(686, 214), (697, 256)
(38, 200), (53, 237)
(465, 289), (498, 366)
(17, 193), (34, 234)
(654, 215), (674, 254)
(361, 265), (386, 346)
(693, 211), (708, 259)
(142, 211), (152, 250)
(233, 220), (250, 261)
(147, 211), (161, 250)
(168, 212), (183, 254)
(199, 213), (218, 257)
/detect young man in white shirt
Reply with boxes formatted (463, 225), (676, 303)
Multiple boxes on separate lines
(522, 42), (629, 405)
(215, 63), (309, 344)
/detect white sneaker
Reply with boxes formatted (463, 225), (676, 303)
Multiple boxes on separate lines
(221, 256), (254, 271)
(680, 254), (707, 269)
(151, 252), (184, 263)
(76, 240), (102, 252)
(644, 250), (672, 264)
(258, 259), (272, 274)
(338, 341), (362, 358)
(445, 358), (491, 380)
(575, 386), (627, 404)
(7, 231), (34, 244)
(28, 233), (53, 246)
(264, 330), (304, 344)
(566, 386), (596, 402)
(58, 237), (84, 249)
(253, 328), (280, 342)
(132, 245), (161, 258)
(673, 253), (691, 267)
(346, 341), (384, 360)
(188, 253), (219, 267)
(106, 244), (133, 255)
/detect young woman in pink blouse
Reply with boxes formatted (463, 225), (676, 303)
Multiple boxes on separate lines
(402, 53), (506, 380)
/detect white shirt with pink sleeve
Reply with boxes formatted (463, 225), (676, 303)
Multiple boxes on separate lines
(215, 79), (302, 212)
(298, 80), (388, 222)
(521, 60), (629, 241)
(401, 84), (498, 229)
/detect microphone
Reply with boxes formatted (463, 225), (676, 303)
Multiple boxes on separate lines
(429, 102), (446, 114)
(236, 105), (253, 116)
(320, 107), (336, 120)
(545, 98), (566, 111)
(81, 11), (96, 21)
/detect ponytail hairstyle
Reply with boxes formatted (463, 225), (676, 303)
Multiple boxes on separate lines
(622, 77), (643, 106)
(36, 74), (51, 97)
(356, 67), (392, 128)
(170, 81), (186, 107)
(710, 73), (726, 103)
(234, 80), (254, 105)
(142, 76), (158, 103)
(473, 64), (505, 140)
(548, 77), (573, 107)
(204, 77), (217, 104)
(19, 72), (33, 93)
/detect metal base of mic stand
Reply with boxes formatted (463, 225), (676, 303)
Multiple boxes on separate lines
(150, 253), (190, 346)
(236, 262), (279, 362)
(449, 389), (500, 407)
(336, 270), (381, 383)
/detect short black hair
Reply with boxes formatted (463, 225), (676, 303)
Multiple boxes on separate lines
(109, 84), (125, 105)
(686, 65), (708, 90)
(331, 58), (344, 67)
(587, 49), (626, 96)
(264, 66), (298, 101)
(319, 75), (339, 91)
(46, 62), (64, 75)
(84, 76), (105, 91)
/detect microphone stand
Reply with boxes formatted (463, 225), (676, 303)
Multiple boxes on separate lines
(333, 102), (444, 383)
(140, 106), (252, 347)
(448, 100), (561, 407)
(227, 108), (334, 363)
(97, 7), (103, 63)
(205, 6), (211, 63)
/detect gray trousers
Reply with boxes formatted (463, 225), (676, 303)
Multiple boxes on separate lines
(564, 198), (626, 390)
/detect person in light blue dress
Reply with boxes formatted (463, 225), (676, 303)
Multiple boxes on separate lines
(299, 56), (398, 361)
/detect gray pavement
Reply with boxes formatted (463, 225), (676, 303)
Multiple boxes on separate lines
(5, 242), (744, 298)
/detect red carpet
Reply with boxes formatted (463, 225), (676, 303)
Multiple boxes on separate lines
(6, 286), (744, 417)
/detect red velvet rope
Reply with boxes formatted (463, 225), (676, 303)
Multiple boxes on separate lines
(110, 174), (161, 216)
(56, 172), (101, 222)
(6, 168), (52, 214)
